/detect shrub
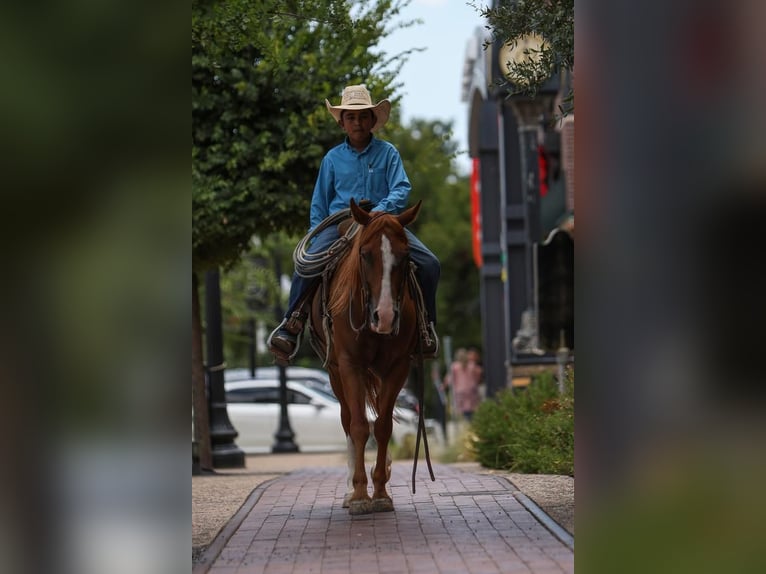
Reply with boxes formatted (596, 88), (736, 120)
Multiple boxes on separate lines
(470, 370), (573, 475)
(437, 424), (477, 464)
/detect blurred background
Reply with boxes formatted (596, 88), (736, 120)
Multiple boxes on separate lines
(1, 0), (765, 573)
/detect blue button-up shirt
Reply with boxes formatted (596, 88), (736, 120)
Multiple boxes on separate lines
(309, 136), (412, 232)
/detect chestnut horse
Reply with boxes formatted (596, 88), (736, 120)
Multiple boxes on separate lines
(308, 199), (429, 515)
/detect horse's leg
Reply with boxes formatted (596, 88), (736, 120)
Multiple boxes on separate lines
(327, 367), (356, 509)
(370, 412), (395, 512)
(342, 365), (372, 515)
(339, 408), (356, 508)
(343, 435), (354, 508)
(348, 412), (371, 514)
(370, 366), (408, 512)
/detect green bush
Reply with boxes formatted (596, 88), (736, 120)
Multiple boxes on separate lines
(471, 371), (573, 475)
(437, 423), (477, 464)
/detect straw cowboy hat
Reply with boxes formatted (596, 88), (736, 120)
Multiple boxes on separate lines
(325, 84), (391, 132)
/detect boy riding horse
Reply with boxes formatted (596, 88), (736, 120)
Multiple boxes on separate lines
(268, 84), (440, 364)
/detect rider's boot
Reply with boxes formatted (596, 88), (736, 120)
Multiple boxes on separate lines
(419, 321), (439, 359)
(268, 309), (307, 364)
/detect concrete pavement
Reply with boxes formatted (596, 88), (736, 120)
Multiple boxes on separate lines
(193, 453), (573, 574)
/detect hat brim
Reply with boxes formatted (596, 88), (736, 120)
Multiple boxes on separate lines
(325, 99), (391, 132)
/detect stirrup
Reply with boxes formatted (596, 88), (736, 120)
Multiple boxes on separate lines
(423, 322), (439, 357)
(413, 322), (439, 359)
(285, 309), (307, 334)
(267, 319), (302, 365)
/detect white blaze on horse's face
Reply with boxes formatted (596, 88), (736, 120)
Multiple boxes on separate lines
(371, 233), (395, 334)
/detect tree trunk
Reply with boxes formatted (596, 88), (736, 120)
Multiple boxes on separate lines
(192, 271), (213, 470)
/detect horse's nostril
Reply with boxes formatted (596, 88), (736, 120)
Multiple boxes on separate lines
(372, 310), (379, 324)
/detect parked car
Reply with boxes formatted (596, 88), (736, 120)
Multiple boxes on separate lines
(225, 379), (345, 453)
(225, 366), (333, 396)
(227, 366), (423, 419)
(396, 387), (420, 413)
(224, 377), (441, 453)
(225, 366), (330, 384)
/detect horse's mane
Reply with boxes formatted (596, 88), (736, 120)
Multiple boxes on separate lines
(327, 213), (407, 318)
(328, 231), (363, 317)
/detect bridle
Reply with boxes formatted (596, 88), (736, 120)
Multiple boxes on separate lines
(348, 217), (411, 336)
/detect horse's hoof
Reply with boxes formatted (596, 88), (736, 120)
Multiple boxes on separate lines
(348, 499), (373, 515)
(371, 497), (394, 513)
(342, 493), (352, 508)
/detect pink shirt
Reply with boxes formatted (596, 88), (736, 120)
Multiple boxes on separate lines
(447, 359), (482, 413)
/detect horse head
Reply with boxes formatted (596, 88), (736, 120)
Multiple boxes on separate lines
(349, 198), (421, 335)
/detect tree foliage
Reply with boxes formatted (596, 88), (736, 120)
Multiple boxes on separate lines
(191, 0), (418, 467)
(474, 0), (574, 108)
(192, 0), (414, 271)
(218, 232), (297, 367)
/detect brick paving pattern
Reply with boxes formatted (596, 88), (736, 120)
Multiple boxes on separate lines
(199, 463), (573, 574)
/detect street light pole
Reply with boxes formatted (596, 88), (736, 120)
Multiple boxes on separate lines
(272, 363), (299, 453)
(248, 317), (256, 378)
(205, 269), (245, 468)
(271, 249), (299, 453)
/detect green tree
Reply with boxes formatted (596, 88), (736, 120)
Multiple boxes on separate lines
(191, 0), (416, 467)
(473, 0), (574, 110)
(218, 232), (306, 370)
(193, 0), (410, 268)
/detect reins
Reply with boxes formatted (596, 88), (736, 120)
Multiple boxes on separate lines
(408, 264), (436, 493)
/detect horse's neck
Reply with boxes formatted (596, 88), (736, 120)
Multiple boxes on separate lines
(325, 242), (362, 318)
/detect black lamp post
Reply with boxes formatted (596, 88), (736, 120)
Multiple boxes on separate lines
(245, 254), (271, 378)
(205, 269), (245, 468)
(245, 286), (259, 379)
(247, 315), (256, 378)
(270, 249), (299, 453)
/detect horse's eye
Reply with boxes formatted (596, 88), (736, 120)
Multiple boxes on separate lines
(361, 251), (372, 264)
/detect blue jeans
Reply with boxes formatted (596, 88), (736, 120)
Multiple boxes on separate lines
(284, 226), (440, 324)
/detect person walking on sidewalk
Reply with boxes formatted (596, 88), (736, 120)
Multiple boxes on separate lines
(268, 83), (440, 363)
(443, 347), (483, 422)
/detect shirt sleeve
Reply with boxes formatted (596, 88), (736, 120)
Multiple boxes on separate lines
(309, 156), (334, 232)
(374, 146), (411, 214)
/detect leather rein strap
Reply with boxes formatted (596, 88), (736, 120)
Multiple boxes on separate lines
(409, 267), (436, 493)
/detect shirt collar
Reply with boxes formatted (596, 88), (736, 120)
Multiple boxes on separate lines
(343, 134), (376, 154)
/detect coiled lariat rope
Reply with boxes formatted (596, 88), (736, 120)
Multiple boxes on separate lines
(293, 208), (360, 278)
(295, 208), (360, 368)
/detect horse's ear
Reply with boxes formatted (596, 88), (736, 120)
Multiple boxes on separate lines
(350, 198), (372, 225)
(397, 200), (422, 227)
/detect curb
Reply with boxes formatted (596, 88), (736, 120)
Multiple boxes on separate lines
(505, 480), (574, 550)
(193, 477), (279, 574)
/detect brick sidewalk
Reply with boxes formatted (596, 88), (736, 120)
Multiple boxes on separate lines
(194, 462), (573, 574)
